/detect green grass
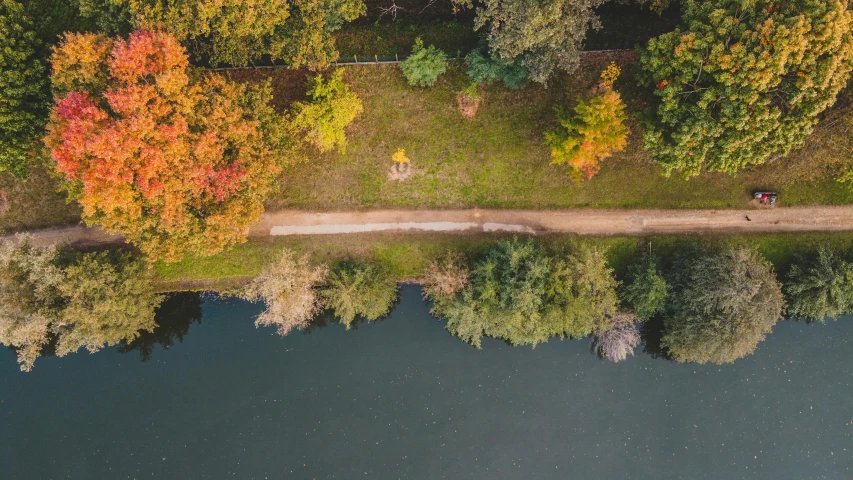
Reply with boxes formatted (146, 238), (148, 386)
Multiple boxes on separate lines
(267, 58), (853, 210)
(154, 231), (853, 291)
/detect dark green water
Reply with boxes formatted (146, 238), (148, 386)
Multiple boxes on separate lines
(2, 286), (852, 479)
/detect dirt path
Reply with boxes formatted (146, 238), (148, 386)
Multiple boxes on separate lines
(6, 206), (853, 248)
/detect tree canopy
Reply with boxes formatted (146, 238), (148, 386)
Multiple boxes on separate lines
(0, 0), (50, 178)
(623, 252), (667, 321)
(322, 262), (399, 328)
(457, 0), (605, 83)
(121, 0), (364, 68)
(785, 247), (853, 322)
(292, 69), (363, 154)
(638, 0), (853, 177)
(0, 237), (161, 371)
(662, 247), (784, 364)
(45, 31), (285, 262)
(429, 239), (619, 348)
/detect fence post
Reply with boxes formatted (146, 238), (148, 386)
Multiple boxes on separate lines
(395, 53), (399, 62)
(354, 55), (358, 64)
(375, 55), (379, 64)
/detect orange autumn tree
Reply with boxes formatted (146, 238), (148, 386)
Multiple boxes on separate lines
(45, 31), (281, 262)
(544, 62), (628, 180)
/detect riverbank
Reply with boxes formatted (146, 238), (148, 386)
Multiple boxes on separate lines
(153, 231), (853, 292)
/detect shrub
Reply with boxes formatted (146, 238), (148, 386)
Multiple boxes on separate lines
(785, 247), (853, 322)
(399, 37), (447, 88)
(662, 248), (785, 364)
(638, 0), (853, 177)
(591, 311), (641, 362)
(322, 262), (399, 328)
(0, 237), (161, 371)
(545, 64), (628, 180)
(242, 249), (329, 336)
(464, 49), (528, 89)
(292, 69), (363, 154)
(0, 0), (50, 179)
(45, 31), (286, 262)
(623, 253), (667, 321)
(432, 239), (619, 348)
(422, 252), (470, 303)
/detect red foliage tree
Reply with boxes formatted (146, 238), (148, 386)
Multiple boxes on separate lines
(46, 31), (280, 262)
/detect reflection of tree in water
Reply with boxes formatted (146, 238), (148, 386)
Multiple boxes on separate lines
(118, 292), (203, 362)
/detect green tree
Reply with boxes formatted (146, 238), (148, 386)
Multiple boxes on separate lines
(399, 37), (447, 88)
(73, 0), (134, 35)
(55, 250), (161, 357)
(0, 237), (162, 371)
(0, 0), (50, 178)
(430, 239), (619, 348)
(662, 248), (784, 364)
(623, 252), (667, 321)
(322, 262), (398, 328)
(785, 247), (853, 322)
(638, 0), (853, 177)
(292, 69), (363, 154)
(455, 0), (605, 83)
(123, 0), (365, 68)
(465, 48), (528, 90)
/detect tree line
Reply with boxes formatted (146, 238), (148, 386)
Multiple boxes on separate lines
(2, 236), (852, 371)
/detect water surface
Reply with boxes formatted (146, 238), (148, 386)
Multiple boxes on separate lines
(2, 286), (851, 479)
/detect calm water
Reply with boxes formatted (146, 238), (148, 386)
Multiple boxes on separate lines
(2, 286), (852, 479)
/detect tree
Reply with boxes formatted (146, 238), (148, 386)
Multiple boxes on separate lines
(0, 0), (50, 178)
(455, 0), (605, 83)
(0, 237), (65, 371)
(242, 249), (328, 335)
(292, 69), (363, 154)
(422, 252), (471, 304)
(45, 31), (285, 262)
(465, 48), (528, 90)
(785, 247), (853, 322)
(591, 311), (641, 362)
(0, 237), (162, 371)
(638, 0), (853, 177)
(322, 262), (398, 328)
(431, 239), (619, 348)
(545, 62), (628, 179)
(399, 37), (447, 88)
(73, 0), (134, 35)
(662, 248), (784, 364)
(623, 252), (667, 321)
(54, 250), (161, 357)
(123, 0), (365, 68)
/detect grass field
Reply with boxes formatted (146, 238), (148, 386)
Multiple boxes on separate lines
(267, 57), (853, 211)
(154, 231), (853, 292)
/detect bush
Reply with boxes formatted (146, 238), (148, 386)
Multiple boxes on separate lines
(785, 247), (853, 322)
(623, 253), (667, 321)
(662, 248), (785, 364)
(0, 237), (161, 371)
(399, 37), (447, 88)
(242, 249), (329, 336)
(292, 69), (363, 154)
(422, 252), (470, 304)
(432, 239), (619, 348)
(465, 49), (528, 89)
(591, 311), (641, 362)
(544, 65), (628, 180)
(322, 262), (399, 328)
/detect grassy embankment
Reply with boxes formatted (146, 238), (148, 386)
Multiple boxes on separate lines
(154, 231), (853, 291)
(265, 58), (853, 211)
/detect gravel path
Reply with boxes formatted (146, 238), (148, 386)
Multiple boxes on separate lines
(6, 206), (853, 247)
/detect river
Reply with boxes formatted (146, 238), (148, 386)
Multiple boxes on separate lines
(2, 286), (851, 479)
